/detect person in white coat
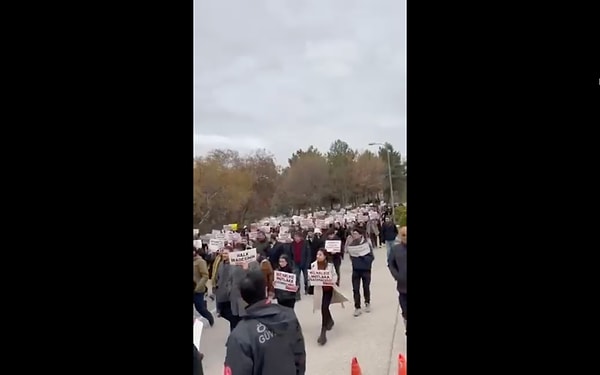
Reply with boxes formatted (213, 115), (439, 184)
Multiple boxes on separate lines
(310, 249), (349, 345)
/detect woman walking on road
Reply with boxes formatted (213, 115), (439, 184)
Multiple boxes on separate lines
(214, 246), (240, 332)
(310, 249), (348, 346)
(274, 254), (298, 309)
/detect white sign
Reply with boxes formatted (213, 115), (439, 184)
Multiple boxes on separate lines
(280, 226), (290, 234)
(212, 230), (221, 235)
(193, 319), (204, 351)
(193, 240), (203, 249)
(308, 269), (334, 286)
(300, 219), (313, 229)
(278, 232), (291, 241)
(229, 248), (258, 265)
(274, 271), (297, 292)
(208, 239), (224, 252)
(193, 229), (199, 236)
(215, 233), (225, 240)
(324, 240), (342, 253)
(347, 242), (371, 257)
(315, 219), (326, 228)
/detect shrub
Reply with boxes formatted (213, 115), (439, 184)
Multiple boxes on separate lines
(394, 205), (407, 227)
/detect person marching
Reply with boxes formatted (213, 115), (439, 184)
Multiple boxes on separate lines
(291, 232), (310, 300)
(274, 254), (298, 309)
(347, 228), (375, 317)
(324, 229), (343, 286)
(310, 249), (348, 345)
(193, 247), (215, 327)
(388, 226), (407, 335)
(213, 246), (239, 331)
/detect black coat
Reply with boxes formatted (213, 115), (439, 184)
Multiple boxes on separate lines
(225, 300), (306, 375)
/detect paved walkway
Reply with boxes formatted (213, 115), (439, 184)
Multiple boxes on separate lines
(195, 244), (406, 374)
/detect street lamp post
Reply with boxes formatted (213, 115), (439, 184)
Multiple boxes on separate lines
(368, 142), (394, 214)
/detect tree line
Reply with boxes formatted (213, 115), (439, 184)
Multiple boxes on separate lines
(193, 139), (406, 233)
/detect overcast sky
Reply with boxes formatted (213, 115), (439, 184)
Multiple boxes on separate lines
(194, 0), (406, 166)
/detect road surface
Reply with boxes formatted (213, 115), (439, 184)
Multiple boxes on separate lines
(195, 243), (406, 374)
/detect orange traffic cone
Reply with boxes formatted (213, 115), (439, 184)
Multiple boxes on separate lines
(397, 354), (407, 375)
(351, 357), (362, 375)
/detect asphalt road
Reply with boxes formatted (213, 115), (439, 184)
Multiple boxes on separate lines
(195, 243), (406, 374)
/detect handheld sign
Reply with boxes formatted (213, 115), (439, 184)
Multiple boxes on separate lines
(324, 240), (341, 253)
(193, 229), (199, 236)
(193, 240), (203, 249)
(308, 269), (334, 286)
(208, 239), (224, 252)
(347, 242), (371, 257)
(274, 271), (297, 292)
(300, 219), (313, 229)
(229, 248), (257, 266)
(193, 318), (204, 351)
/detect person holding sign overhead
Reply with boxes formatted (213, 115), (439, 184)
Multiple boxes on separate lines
(310, 249), (348, 346)
(228, 243), (261, 327)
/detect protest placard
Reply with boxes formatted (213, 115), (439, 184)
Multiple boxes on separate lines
(300, 219), (313, 229)
(315, 219), (326, 228)
(193, 229), (199, 236)
(278, 232), (291, 242)
(229, 248), (257, 265)
(208, 239), (224, 252)
(324, 240), (342, 253)
(193, 240), (202, 249)
(215, 233), (225, 240)
(308, 269), (334, 286)
(273, 271), (297, 292)
(347, 242), (371, 257)
(212, 229), (221, 235)
(280, 226), (290, 234)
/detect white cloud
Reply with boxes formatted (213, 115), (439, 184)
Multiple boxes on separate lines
(194, 133), (267, 150)
(194, 0), (407, 165)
